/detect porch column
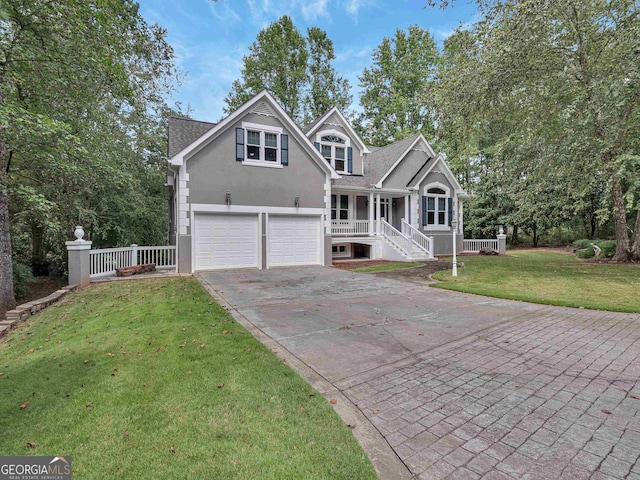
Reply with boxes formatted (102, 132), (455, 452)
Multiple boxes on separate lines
(404, 195), (410, 224)
(411, 191), (420, 230)
(368, 192), (374, 235)
(375, 193), (381, 234)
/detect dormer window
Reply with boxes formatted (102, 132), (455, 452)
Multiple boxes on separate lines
(315, 132), (352, 174)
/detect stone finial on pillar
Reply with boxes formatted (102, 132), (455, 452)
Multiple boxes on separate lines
(497, 226), (507, 256)
(66, 226), (92, 288)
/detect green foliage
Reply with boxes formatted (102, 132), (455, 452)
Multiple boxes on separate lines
(224, 16), (350, 124)
(1, 0), (180, 285)
(11, 261), (32, 299)
(435, 0), (640, 260)
(573, 239), (617, 258)
(357, 25), (439, 146)
(576, 247), (595, 259)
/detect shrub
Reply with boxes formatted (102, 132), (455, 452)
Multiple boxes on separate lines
(573, 239), (592, 250)
(12, 261), (33, 300)
(576, 247), (596, 259)
(596, 240), (616, 258)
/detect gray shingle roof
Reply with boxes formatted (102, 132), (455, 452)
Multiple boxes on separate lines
(333, 133), (422, 188)
(168, 117), (216, 158)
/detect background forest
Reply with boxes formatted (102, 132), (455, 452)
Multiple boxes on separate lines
(1, 0), (638, 311)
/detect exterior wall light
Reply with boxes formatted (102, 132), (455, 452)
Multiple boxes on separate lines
(294, 195), (300, 208)
(225, 191), (231, 206)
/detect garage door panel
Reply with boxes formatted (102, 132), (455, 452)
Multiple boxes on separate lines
(268, 216), (321, 267)
(195, 214), (259, 270)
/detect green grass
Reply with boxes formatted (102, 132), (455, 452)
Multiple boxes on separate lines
(432, 250), (640, 313)
(0, 278), (376, 480)
(353, 262), (424, 273)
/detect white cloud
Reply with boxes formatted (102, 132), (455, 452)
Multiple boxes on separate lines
(342, 0), (376, 20)
(207, 1), (241, 26)
(299, 0), (330, 22)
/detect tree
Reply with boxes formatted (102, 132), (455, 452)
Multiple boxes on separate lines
(224, 16), (351, 125)
(0, 0), (177, 311)
(304, 27), (351, 124)
(435, 0), (640, 260)
(357, 25), (439, 146)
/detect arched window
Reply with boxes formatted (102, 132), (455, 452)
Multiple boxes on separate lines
(316, 131), (351, 173)
(423, 184), (451, 228)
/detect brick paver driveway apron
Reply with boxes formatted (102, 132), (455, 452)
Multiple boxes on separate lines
(198, 266), (640, 480)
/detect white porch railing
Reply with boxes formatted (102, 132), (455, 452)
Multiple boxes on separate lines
(89, 245), (177, 278)
(401, 219), (434, 258)
(331, 219), (370, 235)
(381, 220), (413, 256)
(463, 239), (498, 253)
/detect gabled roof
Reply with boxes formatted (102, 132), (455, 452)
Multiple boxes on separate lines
(303, 107), (370, 154)
(375, 134), (436, 188)
(168, 90), (339, 180)
(168, 117), (216, 158)
(333, 134), (422, 188)
(410, 153), (469, 197)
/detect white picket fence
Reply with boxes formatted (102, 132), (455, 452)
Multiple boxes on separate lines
(89, 245), (176, 278)
(462, 239), (499, 253)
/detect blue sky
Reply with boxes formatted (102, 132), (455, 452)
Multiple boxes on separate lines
(137, 0), (478, 122)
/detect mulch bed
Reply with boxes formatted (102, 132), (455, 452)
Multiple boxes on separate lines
(332, 260), (395, 270)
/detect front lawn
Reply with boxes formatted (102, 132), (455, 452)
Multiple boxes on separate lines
(432, 250), (640, 313)
(0, 278), (376, 479)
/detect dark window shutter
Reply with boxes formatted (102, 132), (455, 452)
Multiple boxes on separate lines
(448, 198), (453, 226)
(347, 147), (353, 173)
(235, 128), (244, 161)
(281, 134), (288, 166)
(422, 196), (427, 226)
(313, 141), (320, 151)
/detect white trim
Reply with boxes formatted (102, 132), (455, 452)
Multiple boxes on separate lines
(424, 182), (451, 197)
(241, 161), (284, 169)
(190, 203), (325, 215)
(242, 121), (283, 133)
(305, 107), (370, 155)
(169, 90), (340, 180)
(376, 135), (436, 188)
(411, 153), (468, 197)
(242, 122), (282, 166)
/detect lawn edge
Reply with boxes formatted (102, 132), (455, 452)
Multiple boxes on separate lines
(195, 273), (413, 480)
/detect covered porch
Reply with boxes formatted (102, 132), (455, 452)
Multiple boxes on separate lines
(330, 189), (416, 236)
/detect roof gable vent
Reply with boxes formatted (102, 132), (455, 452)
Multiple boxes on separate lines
(251, 101), (276, 117)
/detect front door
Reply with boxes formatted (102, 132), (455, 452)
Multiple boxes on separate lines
(375, 198), (390, 221)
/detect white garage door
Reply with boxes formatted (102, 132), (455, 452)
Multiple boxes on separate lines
(268, 215), (321, 267)
(194, 214), (259, 270)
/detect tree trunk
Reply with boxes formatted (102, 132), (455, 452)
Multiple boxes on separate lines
(0, 138), (16, 312)
(631, 208), (640, 261)
(512, 224), (518, 244)
(610, 174), (631, 262)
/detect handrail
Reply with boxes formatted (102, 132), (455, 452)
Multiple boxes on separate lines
(381, 219), (413, 256)
(401, 219), (434, 258)
(331, 219), (370, 235)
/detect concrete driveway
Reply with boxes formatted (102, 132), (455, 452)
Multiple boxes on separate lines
(197, 266), (640, 480)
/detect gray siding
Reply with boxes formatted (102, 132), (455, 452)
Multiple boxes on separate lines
(187, 112), (326, 211)
(178, 236), (191, 272)
(418, 171), (454, 193)
(356, 196), (368, 220)
(382, 149), (430, 190)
